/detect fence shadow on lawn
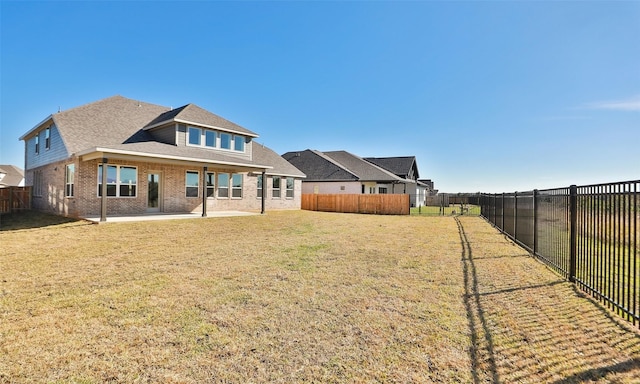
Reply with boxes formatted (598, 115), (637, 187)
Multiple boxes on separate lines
(456, 217), (640, 383)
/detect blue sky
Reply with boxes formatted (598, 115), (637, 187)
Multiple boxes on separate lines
(1, 1), (638, 193)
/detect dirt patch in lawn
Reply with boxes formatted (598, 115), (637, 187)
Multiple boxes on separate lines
(0, 211), (638, 383)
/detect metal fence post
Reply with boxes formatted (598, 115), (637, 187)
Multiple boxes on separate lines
(569, 185), (578, 282)
(501, 192), (505, 231)
(514, 191), (518, 240)
(533, 189), (538, 255)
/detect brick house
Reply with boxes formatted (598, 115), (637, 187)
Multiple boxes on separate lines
(19, 96), (305, 220)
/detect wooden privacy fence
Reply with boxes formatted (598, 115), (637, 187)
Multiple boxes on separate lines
(0, 187), (31, 214)
(302, 194), (410, 215)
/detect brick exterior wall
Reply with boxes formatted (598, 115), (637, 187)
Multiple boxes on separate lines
(26, 157), (302, 218)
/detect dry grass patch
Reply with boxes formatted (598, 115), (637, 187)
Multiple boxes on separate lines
(1, 211), (639, 383)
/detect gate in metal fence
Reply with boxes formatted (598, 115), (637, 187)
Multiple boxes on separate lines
(480, 180), (639, 328)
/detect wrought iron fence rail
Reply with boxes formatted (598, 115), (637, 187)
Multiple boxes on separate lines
(480, 180), (640, 329)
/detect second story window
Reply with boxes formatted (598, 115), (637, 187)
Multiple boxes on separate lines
(187, 126), (245, 153)
(220, 133), (231, 150)
(188, 127), (202, 145)
(34, 135), (40, 154)
(45, 127), (51, 149)
(205, 130), (217, 148)
(233, 135), (245, 151)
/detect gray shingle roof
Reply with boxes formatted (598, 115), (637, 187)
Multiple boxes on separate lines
(282, 150), (407, 183)
(323, 151), (402, 182)
(0, 165), (24, 187)
(144, 103), (258, 137)
(50, 95), (171, 154)
(282, 150), (358, 181)
(363, 156), (419, 179)
(21, 95), (298, 175)
(253, 144), (306, 177)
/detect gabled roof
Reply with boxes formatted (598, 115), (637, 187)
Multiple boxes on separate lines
(20, 95), (170, 154)
(282, 150), (359, 182)
(323, 151), (403, 182)
(363, 156), (419, 179)
(0, 165), (25, 187)
(144, 103), (258, 137)
(282, 150), (408, 183)
(20, 95), (286, 173)
(253, 144), (306, 178)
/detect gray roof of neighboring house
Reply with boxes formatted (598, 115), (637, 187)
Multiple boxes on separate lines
(323, 151), (403, 182)
(0, 165), (25, 187)
(282, 149), (406, 183)
(282, 150), (359, 182)
(363, 156), (419, 179)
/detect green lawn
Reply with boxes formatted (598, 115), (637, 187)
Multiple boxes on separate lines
(1, 210), (638, 383)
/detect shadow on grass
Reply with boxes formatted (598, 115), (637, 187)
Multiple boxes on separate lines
(0, 210), (87, 231)
(457, 216), (640, 383)
(457, 216), (500, 384)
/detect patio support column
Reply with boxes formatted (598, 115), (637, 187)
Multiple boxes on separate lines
(100, 158), (108, 222)
(202, 166), (208, 217)
(261, 171), (266, 214)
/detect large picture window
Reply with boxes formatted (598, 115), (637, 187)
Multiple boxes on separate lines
(65, 164), (75, 197)
(98, 165), (137, 197)
(272, 176), (281, 198)
(286, 177), (294, 198)
(231, 173), (243, 198)
(186, 171), (199, 197)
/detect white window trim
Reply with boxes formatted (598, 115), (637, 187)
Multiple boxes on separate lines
(217, 172), (230, 199)
(97, 164), (138, 198)
(65, 164), (75, 198)
(272, 176), (281, 199)
(45, 126), (51, 150)
(285, 177), (294, 199)
(257, 174), (263, 200)
(185, 170), (200, 198)
(186, 126), (246, 154)
(231, 173), (243, 199)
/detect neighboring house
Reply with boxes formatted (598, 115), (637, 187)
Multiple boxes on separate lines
(19, 95), (305, 219)
(282, 149), (430, 207)
(0, 165), (25, 188)
(363, 156), (431, 206)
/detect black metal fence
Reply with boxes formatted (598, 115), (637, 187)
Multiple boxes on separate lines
(480, 180), (639, 328)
